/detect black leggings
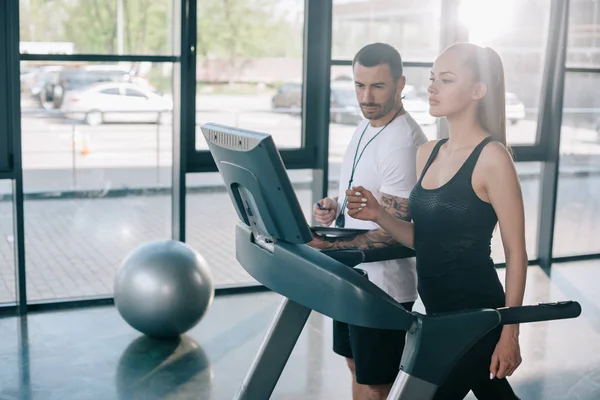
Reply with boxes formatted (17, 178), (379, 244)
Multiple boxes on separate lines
(433, 327), (520, 400)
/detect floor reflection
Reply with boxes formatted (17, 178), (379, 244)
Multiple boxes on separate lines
(116, 335), (213, 400)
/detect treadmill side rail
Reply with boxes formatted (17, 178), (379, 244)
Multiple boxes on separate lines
(234, 297), (311, 400)
(388, 370), (438, 400)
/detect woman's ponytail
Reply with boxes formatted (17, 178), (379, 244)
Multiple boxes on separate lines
(478, 46), (507, 147)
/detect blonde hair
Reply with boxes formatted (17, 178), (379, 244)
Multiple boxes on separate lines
(445, 43), (507, 146)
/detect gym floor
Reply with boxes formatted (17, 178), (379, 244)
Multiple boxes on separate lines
(1, 261), (599, 400)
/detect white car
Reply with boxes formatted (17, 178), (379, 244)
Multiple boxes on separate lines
(506, 92), (526, 125)
(61, 82), (173, 125)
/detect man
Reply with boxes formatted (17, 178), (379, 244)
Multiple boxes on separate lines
(309, 43), (428, 400)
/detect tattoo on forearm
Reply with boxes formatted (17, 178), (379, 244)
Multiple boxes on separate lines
(329, 194), (410, 250)
(379, 193), (411, 222)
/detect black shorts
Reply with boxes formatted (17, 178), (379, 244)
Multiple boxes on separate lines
(332, 301), (415, 386)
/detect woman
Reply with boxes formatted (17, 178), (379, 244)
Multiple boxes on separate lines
(345, 42), (527, 399)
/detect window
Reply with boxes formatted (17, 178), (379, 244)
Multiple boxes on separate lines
(0, 180), (15, 305)
(100, 88), (121, 96)
(125, 89), (148, 98)
(460, 0), (552, 145)
(567, 0), (600, 67)
(491, 162), (542, 263)
(553, 73), (600, 257)
(0, 21), (10, 172)
(332, 0), (443, 61)
(20, 61), (174, 301)
(186, 0), (308, 287)
(19, 0), (175, 55)
(194, 0), (305, 151)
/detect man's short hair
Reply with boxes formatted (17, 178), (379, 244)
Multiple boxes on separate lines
(352, 43), (403, 80)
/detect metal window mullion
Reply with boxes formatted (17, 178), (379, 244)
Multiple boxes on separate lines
(304, 0), (333, 215)
(536, 0), (570, 269)
(20, 54), (180, 63)
(330, 59), (433, 68)
(172, 0), (196, 242)
(564, 67), (600, 73)
(5, 0), (27, 313)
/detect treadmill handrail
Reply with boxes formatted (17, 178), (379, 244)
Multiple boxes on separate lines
(329, 248), (582, 327)
(497, 301), (582, 325)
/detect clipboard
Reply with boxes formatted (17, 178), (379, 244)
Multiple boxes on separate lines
(310, 226), (370, 238)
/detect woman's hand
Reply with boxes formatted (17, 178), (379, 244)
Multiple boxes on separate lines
(345, 186), (382, 222)
(489, 328), (522, 380)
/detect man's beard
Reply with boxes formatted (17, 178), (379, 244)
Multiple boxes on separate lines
(360, 90), (398, 120)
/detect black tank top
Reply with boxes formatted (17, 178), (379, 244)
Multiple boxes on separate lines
(408, 136), (505, 314)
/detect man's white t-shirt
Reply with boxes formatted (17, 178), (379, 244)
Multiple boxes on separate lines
(335, 112), (428, 303)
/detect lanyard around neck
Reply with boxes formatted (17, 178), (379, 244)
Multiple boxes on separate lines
(346, 106), (404, 190)
(335, 107), (403, 228)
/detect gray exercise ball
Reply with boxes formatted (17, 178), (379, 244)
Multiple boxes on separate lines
(114, 240), (214, 339)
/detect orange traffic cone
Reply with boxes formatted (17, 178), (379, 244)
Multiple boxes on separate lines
(81, 134), (91, 156)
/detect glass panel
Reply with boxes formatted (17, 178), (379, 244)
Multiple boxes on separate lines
(491, 162), (541, 263)
(567, 0), (600, 68)
(195, 0), (305, 151)
(331, 0), (443, 61)
(459, 0), (551, 145)
(186, 170), (315, 288)
(19, 0), (175, 55)
(20, 60), (175, 301)
(553, 72), (600, 257)
(329, 66), (439, 169)
(0, 180), (16, 304)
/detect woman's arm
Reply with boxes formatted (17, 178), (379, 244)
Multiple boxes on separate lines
(344, 186), (415, 248)
(480, 142), (527, 379)
(373, 207), (415, 248)
(482, 144), (528, 316)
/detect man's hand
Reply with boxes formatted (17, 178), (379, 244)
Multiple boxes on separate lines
(313, 197), (338, 226)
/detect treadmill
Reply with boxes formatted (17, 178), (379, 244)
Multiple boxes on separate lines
(201, 122), (582, 400)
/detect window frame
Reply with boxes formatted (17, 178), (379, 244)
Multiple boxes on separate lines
(2, 0), (599, 316)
